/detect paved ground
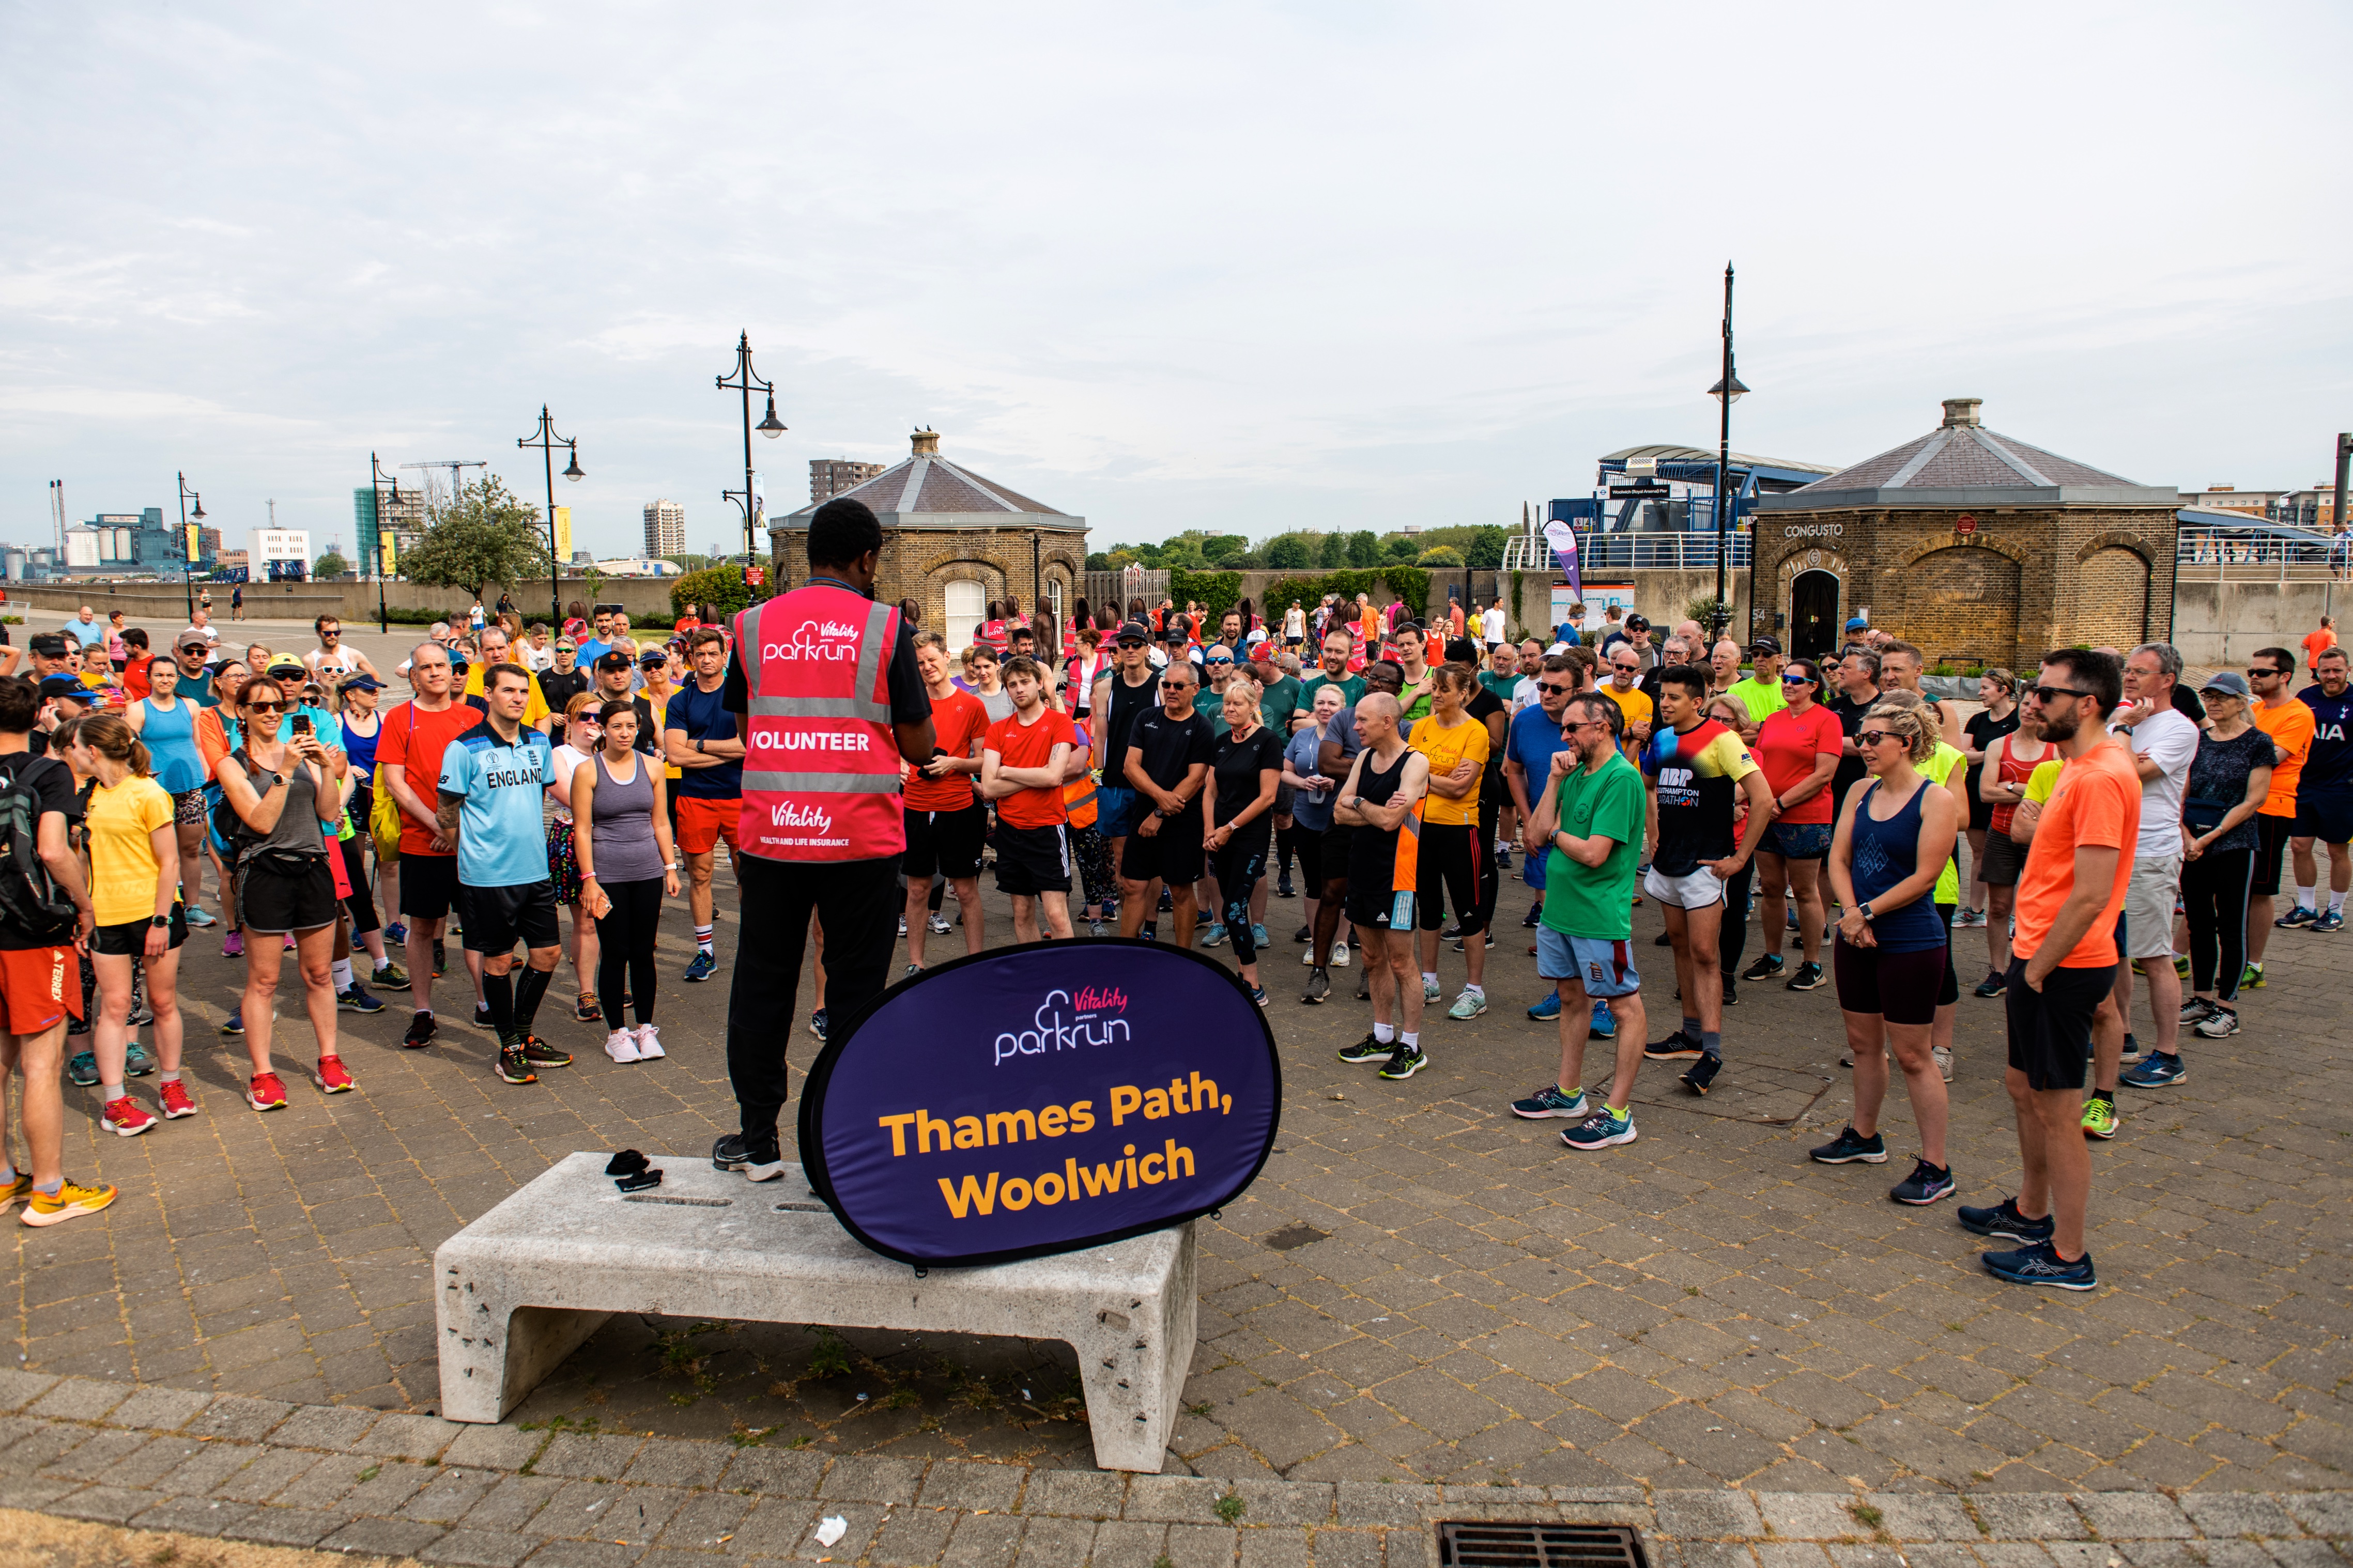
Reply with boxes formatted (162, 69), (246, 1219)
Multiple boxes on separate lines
(4, 609), (2349, 1496)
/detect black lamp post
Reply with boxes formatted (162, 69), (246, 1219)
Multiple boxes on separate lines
(176, 471), (205, 622)
(516, 407), (582, 630)
(368, 451), (401, 634)
(715, 331), (786, 588)
(1707, 262), (1749, 647)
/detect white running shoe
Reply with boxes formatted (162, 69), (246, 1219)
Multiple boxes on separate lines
(633, 1023), (665, 1059)
(604, 1029), (641, 1063)
(1330, 941), (1349, 968)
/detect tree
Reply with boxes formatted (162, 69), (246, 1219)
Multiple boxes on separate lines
(1466, 525), (1508, 571)
(1320, 532), (1351, 568)
(1383, 535), (1420, 564)
(402, 474), (548, 600)
(313, 550), (350, 579)
(1347, 531), (1381, 568)
(1416, 546), (1465, 567)
(1200, 534), (1250, 565)
(1264, 535), (1314, 570)
(1085, 552), (1114, 572)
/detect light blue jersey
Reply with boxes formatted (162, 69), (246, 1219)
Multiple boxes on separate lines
(437, 718), (557, 888)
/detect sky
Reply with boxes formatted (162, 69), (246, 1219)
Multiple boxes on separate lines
(4, 3), (2349, 561)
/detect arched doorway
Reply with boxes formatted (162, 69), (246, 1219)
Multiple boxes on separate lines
(944, 580), (986, 650)
(1791, 570), (1840, 660)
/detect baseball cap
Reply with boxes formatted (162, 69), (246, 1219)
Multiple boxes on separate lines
(1624, 614), (1649, 630)
(2200, 671), (2252, 699)
(266, 655), (306, 677)
(37, 675), (79, 698)
(341, 674), (382, 692)
(1116, 620), (1149, 645)
(1845, 616), (1870, 631)
(29, 633), (68, 658)
(177, 634), (211, 653)
(596, 651), (633, 672)
(1749, 634), (1782, 655)
(638, 649), (669, 669)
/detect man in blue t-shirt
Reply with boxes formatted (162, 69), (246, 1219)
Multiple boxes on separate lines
(665, 626), (744, 981)
(2291, 646), (2353, 932)
(437, 663), (569, 1086)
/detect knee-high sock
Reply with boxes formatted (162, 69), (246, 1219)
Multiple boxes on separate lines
(483, 971), (515, 1037)
(514, 964), (554, 1032)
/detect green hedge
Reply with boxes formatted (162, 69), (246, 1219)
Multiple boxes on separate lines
(670, 565), (761, 620)
(1257, 567), (1429, 622)
(1166, 569), (1244, 623)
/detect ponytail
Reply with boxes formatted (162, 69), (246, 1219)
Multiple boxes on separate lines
(78, 713), (153, 778)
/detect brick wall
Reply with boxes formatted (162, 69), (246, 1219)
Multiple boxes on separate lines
(772, 523), (1087, 636)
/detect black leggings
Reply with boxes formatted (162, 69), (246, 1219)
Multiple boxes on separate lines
(2182, 846), (2254, 1000)
(594, 876), (664, 1027)
(1210, 831), (1270, 965)
(1290, 826), (1322, 890)
(337, 834), (380, 936)
(1716, 858), (1756, 979)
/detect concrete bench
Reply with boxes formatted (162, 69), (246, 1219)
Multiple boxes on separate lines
(433, 1151), (1197, 1472)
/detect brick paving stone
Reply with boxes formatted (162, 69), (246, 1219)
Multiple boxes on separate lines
(426, 1528), (547, 1568)
(237, 1504), (353, 1546)
(1863, 1492), (1976, 1541)
(449, 1424), (555, 1471)
(818, 1454), (926, 1504)
(1657, 1491), (1767, 1540)
(919, 1461), (1026, 1512)
(1021, 1468), (1127, 1517)
(324, 1515), (452, 1557)
(356, 1408), (458, 1458)
(2079, 1494), (2195, 1539)
(27, 1376), (132, 1422)
(51, 1484), (168, 1524)
(941, 1511), (1025, 1568)
(130, 1495), (259, 1537)
(1758, 1494), (1873, 1541)
(108, 1386), (214, 1431)
(522, 1542), (651, 1568)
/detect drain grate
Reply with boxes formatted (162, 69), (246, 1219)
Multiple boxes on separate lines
(1437, 1524), (1647, 1568)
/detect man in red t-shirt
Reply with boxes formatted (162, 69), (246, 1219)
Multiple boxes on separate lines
(379, 644), (489, 1048)
(981, 657), (1082, 941)
(903, 632), (989, 969)
(1963, 648), (2137, 1294)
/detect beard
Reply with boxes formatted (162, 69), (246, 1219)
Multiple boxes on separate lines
(2039, 708), (2081, 744)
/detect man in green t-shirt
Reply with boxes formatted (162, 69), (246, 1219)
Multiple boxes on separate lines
(1298, 629), (1366, 729)
(1514, 692), (1650, 1152)
(1480, 643), (1520, 705)
(1725, 635), (1789, 724)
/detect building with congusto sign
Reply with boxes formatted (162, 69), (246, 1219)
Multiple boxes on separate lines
(1752, 398), (2179, 667)
(772, 429), (1088, 650)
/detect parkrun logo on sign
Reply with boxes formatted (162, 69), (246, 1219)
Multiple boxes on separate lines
(764, 619), (862, 662)
(993, 987), (1131, 1065)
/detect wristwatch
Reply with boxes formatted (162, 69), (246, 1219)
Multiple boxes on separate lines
(149, 915), (170, 928)
(1857, 901), (1876, 923)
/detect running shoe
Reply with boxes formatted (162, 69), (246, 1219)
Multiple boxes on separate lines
(1447, 988), (1488, 1020)
(0, 1173), (28, 1215)
(2172, 954), (2190, 980)
(128, 996), (155, 1029)
(1422, 975), (1439, 1002)
(1294, 925), (1313, 943)
(66, 1012), (88, 1038)
(1890, 1158), (1955, 1205)
(2240, 961), (2265, 990)
(338, 984), (386, 1014)
(100, 1096), (157, 1137)
(605, 1028), (641, 1063)
(1786, 960), (1827, 992)
(185, 904), (217, 928)
(1248, 985), (1268, 1008)
(1973, 969), (2008, 999)
(809, 1008), (828, 1043)
(473, 1002), (494, 1031)
(684, 950), (719, 982)
(432, 939), (447, 977)
(1199, 923), (1228, 948)
(1329, 941), (1348, 967)
(282, 934), (296, 951)
(66, 1050), (98, 1088)
(1159, 887), (1174, 911)
(1642, 1030), (1703, 1062)
(1720, 978), (1737, 1007)
(1276, 873), (1296, 899)
(2316, 911), (2345, 934)
(1521, 899), (1544, 929)
(1955, 908), (1985, 929)
(402, 1011), (437, 1050)
(1589, 1000), (1617, 1041)
(1932, 1045), (1954, 1083)
(905, 962), (923, 977)
(1139, 922), (1158, 943)
(897, 915), (908, 937)
(372, 960), (410, 987)
(1679, 1054), (1723, 1096)
(1809, 1125), (1887, 1164)
(575, 993), (603, 1022)
(2194, 1004), (2240, 1039)
(1511, 1083), (1588, 1120)
(519, 1035), (571, 1069)
(1786, 908), (1799, 932)
(2276, 905), (2319, 928)
(2120, 1053), (2186, 1088)
(1336, 1032), (1392, 1065)
(222, 930), (245, 959)
(2177, 997), (2217, 1026)
(1251, 923), (1269, 952)
(383, 919), (407, 945)
(19, 1177), (118, 1228)
(1526, 990), (1562, 1021)
(927, 913), (953, 935)
(633, 1023), (665, 1058)
(1089, 920), (1107, 938)
(1494, 846), (1511, 871)
(312, 1057), (356, 1094)
(1958, 1195), (2055, 1243)
(1740, 954), (1785, 983)
(495, 1044), (537, 1085)
(247, 1072), (289, 1112)
(2120, 1031), (2143, 1060)
(1560, 1104), (1636, 1150)
(1377, 1043), (1427, 1080)
(1980, 1239), (2097, 1291)
(220, 1008), (244, 1036)
(1440, 922), (1468, 940)
(2080, 1095), (2118, 1140)
(158, 1080), (198, 1119)
(1302, 968), (1331, 1005)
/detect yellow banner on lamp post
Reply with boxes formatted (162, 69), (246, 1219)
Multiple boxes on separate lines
(554, 505), (573, 566)
(381, 534), (397, 576)
(184, 524), (201, 564)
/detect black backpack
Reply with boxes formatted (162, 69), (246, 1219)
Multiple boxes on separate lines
(0, 758), (78, 943)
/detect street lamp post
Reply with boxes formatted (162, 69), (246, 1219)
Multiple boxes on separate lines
(176, 471), (206, 622)
(1706, 262), (1750, 648)
(714, 331), (786, 591)
(368, 451), (400, 635)
(516, 407), (582, 631)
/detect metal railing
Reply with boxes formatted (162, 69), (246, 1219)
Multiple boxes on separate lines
(1502, 531), (1752, 574)
(2175, 527), (2347, 583)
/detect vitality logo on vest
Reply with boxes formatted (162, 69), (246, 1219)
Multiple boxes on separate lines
(767, 799), (842, 844)
(764, 620), (863, 662)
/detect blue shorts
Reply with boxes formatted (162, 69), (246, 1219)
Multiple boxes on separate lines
(2293, 792), (2353, 846)
(1096, 785), (1141, 840)
(1762, 821), (1833, 860)
(1535, 929), (1641, 998)
(1522, 843), (1547, 891)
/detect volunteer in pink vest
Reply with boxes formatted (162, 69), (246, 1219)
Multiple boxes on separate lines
(710, 498), (937, 1183)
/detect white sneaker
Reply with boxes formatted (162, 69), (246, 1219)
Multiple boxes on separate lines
(1302, 946), (1318, 966)
(1330, 941), (1349, 968)
(1932, 1045), (1954, 1082)
(633, 1023), (665, 1059)
(604, 1029), (641, 1063)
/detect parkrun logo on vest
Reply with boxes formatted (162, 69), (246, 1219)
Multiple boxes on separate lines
(993, 986), (1131, 1065)
(764, 619), (863, 662)
(769, 800), (835, 834)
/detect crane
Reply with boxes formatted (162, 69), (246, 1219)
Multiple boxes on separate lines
(399, 459), (487, 513)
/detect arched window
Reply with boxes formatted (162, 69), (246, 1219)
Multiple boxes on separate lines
(944, 580), (986, 651)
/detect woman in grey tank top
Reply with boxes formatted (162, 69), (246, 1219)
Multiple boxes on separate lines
(572, 700), (680, 1063)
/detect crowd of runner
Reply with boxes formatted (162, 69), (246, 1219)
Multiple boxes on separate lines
(4, 546), (2343, 1298)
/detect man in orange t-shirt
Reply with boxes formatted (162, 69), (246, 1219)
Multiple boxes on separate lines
(2242, 646), (2316, 979)
(1965, 648), (2136, 1294)
(2301, 616), (2336, 677)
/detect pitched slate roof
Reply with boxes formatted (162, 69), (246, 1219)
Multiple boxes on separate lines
(1759, 399), (2176, 511)
(784, 430), (1075, 521)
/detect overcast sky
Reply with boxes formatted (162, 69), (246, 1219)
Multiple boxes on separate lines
(4, 3), (2348, 560)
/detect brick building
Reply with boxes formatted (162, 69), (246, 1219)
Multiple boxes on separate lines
(1752, 398), (2179, 667)
(771, 429), (1088, 650)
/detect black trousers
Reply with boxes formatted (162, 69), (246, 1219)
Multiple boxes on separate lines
(1717, 858), (1756, 980)
(2182, 846), (2254, 1000)
(594, 876), (664, 1028)
(727, 852), (900, 1153)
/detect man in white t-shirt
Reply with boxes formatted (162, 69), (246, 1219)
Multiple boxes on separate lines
(1481, 598), (1508, 650)
(2103, 642), (2197, 1115)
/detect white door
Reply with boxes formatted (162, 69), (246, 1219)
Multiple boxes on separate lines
(944, 580), (986, 651)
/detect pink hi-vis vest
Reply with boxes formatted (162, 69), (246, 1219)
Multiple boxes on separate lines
(734, 585), (905, 863)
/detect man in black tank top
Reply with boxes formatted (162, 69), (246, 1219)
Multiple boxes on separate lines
(1330, 693), (1435, 1080)
(1090, 624), (1161, 881)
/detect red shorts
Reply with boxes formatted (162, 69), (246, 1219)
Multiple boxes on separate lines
(676, 796), (741, 856)
(0, 945), (80, 1036)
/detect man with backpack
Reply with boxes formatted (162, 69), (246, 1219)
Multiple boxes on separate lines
(0, 676), (109, 1227)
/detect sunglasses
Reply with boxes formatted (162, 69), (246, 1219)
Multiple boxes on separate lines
(1160, 679), (1192, 690)
(245, 699), (290, 713)
(1780, 672), (1814, 684)
(1538, 682), (1574, 695)
(1856, 729), (1896, 746)
(2249, 667), (2285, 678)
(2028, 684), (2089, 703)
(1206, 657), (1232, 665)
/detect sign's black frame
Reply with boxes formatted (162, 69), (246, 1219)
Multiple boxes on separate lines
(796, 937), (1283, 1269)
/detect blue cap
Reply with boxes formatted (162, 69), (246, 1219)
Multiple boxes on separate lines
(1845, 616), (1869, 631)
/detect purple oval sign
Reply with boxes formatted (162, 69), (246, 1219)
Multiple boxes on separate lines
(798, 939), (1281, 1268)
